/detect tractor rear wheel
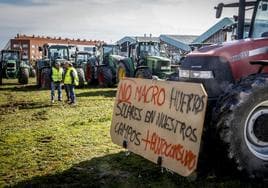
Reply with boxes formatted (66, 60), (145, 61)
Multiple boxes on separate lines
(76, 67), (85, 87)
(117, 62), (130, 82)
(40, 68), (51, 89)
(18, 68), (29, 84)
(97, 66), (113, 87)
(214, 74), (268, 179)
(135, 68), (152, 79)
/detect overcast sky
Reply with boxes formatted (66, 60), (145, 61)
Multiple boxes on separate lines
(0, 0), (239, 48)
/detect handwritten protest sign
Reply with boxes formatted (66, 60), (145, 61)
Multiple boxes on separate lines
(110, 78), (208, 176)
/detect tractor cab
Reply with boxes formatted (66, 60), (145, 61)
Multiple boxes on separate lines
(127, 37), (172, 79)
(251, 0), (268, 37)
(48, 45), (70, 65)
(99, 44), (122, 66)
(75, 51), (91, 66)
(215, 0), (268, 39)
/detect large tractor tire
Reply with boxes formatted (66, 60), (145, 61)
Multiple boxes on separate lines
(36, 69), (41, 87)
(97, 66), (113, 87)
(135, 67), (152, 79)
(40, 68), (51, 89)
(30, 67), (36, 78)
(214, 74), (268, 179)
(76, 67), (85, 87)
(18, 68), (29, 84)
(117, 62), (131, 82)
(0, 69), (2, 85)
(86, 62), (96, 85)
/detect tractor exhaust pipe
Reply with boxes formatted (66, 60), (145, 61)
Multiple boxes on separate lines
(237, 0), (245, 39)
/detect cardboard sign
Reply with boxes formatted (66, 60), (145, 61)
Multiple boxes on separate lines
(110, 78), (208, 176)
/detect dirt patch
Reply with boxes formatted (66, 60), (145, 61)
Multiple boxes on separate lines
(0, 101), (50, 115)
(37, 135), (54, 143)
(32, 110), (49, 121)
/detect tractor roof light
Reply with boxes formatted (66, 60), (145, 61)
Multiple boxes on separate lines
(179, 69), (214, 79)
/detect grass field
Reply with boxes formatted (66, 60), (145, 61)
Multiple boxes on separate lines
(0, 78), (267, 187)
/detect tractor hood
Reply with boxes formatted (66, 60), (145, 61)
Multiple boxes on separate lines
(110, 55), (127, 61)
(179, 37), (268, 98)
(147, 56), (171, 62)
(6, 60), (16, 65)
(54, 59), (67, 65)
(189, 37), (268, 63)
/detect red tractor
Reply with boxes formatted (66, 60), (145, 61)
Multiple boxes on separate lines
(175, 0), (268, 178)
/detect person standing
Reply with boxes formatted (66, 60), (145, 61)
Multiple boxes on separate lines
(50, 62), (63, 103)
(63, 61), (78, 105)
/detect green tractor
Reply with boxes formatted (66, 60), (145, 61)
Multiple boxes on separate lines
(88, 44), (133, 87)
(0, 50), (30, 85)
(36, 44), (71, 88)
(117, 37), (174, 81)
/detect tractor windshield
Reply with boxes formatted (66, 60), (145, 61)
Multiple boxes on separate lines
(252, 0), (268, 38)
(77, 53), (91, 63)
(2, 52), (19, 61)
(139, 42), (160, 57)
(103, 46), (120, 55)
(48, 47), (69, 60)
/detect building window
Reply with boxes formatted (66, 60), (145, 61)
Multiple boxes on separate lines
(22, 44), (28, 48)
(32, 50), (35, 54)
(32, 45), (35, 48)
(13, 44), (20, 48)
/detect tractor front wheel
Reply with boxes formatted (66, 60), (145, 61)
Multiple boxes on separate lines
(117, 62), (130, 82)
(97, 66), (113, 87)
(215, 75), (268, 179)
(18, 68), (29, 84)
(76, 67), (86, 87)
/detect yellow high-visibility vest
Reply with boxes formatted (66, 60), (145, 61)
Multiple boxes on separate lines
(52, 67), (63, 82)
(64, 67), (79, 86)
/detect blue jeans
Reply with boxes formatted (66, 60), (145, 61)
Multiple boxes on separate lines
(51, 82), (62, 101)
(65, 84), (76, 103)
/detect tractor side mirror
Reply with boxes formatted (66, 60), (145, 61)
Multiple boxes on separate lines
(261, 31), (268, 37)
(262, 3), (267, 11)
(38, 46), (43, 52)
(215, 3), (224, 18)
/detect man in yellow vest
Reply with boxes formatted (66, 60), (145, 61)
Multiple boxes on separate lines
(63, 61), (79, 105)
(50, 62), (63, 103)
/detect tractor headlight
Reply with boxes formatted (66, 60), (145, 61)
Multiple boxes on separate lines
(179, 69), (190, 78)
(179, 69), (214, 79)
